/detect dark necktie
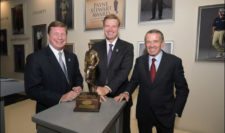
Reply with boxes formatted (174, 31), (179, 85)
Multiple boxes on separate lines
(150, 58), (156, 83)
(107, 44), (113, 65)
(58, 52), (69, 83)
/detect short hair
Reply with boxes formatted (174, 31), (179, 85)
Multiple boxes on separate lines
(103, 14), (120, 27)
(219, 8), (225, 13)
(145, 29), (164, 42)
(47, 21), (68, 34)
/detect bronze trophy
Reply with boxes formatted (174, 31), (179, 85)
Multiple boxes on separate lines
(74, 46), (101, 112)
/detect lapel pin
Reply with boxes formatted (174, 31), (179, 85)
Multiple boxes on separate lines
(68, 58), (71, 62)
(116, 49), (119, 52)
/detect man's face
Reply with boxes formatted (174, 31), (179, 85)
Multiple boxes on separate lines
(219, 11), (225, 18)
(48, 27), (67, 50)
(103, 19), (119, 42)
(145, 33), (164, 56)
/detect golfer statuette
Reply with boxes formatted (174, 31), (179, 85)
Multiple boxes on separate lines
(74, 46), (101, 112)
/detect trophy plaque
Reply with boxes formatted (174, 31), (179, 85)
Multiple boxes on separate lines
(74, 48), (101, 112)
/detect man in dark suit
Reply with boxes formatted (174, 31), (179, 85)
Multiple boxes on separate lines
(115, 29), (189, 133)
(25, 21), (83, 113)
(92, 14), (134, 133)
(151, 0), (163, 20)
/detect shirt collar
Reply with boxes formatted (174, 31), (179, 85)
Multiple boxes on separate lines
(49, 44), (64, 58)
(106, 37), (118, 46)
(149, 50), (163, 61)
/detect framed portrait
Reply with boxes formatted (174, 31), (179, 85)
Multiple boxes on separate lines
(196, 4), (224, 62)
(32, 24), (47, 52)
(11, 4), (24, 34)
(55, 0), (74, 29)
(138, 0), (174, 23)
(163, 41), (174, 54)
(0, 29), (8, 55)
(64, 43), (74, 53)
(89, 39), (103, 48)
(13, 45), (25, 72)
(138, 41), (174, 56)
(85, 0), (125, 30)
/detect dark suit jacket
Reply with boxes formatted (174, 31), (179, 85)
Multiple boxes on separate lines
(25, 46), (83, 113)
(92, 39), (134, 98)
(127, 51), (189, 128)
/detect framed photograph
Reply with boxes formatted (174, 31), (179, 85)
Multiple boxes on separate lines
(55, 0), (74, 29)
(163, 41), (174, 54)
(11, 4), (24, 34)
(138, 41), (174, 56)
(196, 4), (224, 62)
(138, 0), (174, 23)
(64, 43), (74, 53)
(0, 29), (8, 55)
(85, 0), (125, 30)
(32, 24), (47, 52)
(13, 45), (25, 72)
(89, 39), (103, 48)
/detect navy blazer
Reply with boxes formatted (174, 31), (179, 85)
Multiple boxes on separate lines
(92, 39), (134, 97)
(25, 46), (83, 113)
(127, 51), (189, 128)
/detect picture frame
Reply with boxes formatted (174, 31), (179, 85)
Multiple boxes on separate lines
(0, 29), (8, 55)
(13, 45), (25, 72)
(11, 4), (24, 34)
(64, 43), (74, 53)
(32, 24), (47, 52)
(85, 0), (125, 30)
(138, 0), (174, 23)
(138, 41), (174, 56)
(89, 39), (103, 48)
(196, 4), (224, 62)
(55, 0), (74, 29)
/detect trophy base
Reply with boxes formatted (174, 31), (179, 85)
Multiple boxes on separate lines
(74, 92), (101, 112)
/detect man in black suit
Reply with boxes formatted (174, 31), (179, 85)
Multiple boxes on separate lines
(115, 29), (189, 133)
(92, 14), (134, 133)
(151, 0), (163, 20)
(25, 21), (83, 113)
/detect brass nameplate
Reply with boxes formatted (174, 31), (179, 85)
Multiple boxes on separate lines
(74, 92), (101, 112)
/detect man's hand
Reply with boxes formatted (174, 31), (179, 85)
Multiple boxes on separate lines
(60, 86), (82, 102)
(114, 92), (130, 102)
(96, 86), (110, 102)
(96, 86), (110, 96)
(72, 86), (82, 94)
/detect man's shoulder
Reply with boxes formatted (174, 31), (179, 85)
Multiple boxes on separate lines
(162, 52), (182, 63)
(92, 40), (105, 49)
(118, 39), (133, 46)
(27, 47), (49, 59)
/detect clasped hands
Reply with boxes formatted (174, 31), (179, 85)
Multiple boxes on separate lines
(60, 86), (82, 102)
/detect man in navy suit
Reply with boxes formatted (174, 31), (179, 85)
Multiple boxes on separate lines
(92, 14), (134, 133)
(25, 21), (83, 113)
(115, 29), (189, 133)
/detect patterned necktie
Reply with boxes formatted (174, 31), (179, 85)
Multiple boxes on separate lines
(107, 44), (113, 65)
(58, 52), (69, 83)
(150, 58), (156, 83)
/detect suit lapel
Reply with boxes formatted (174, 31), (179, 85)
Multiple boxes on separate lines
(100, 41), (108, 68)
(64, 51), (72, 84)
(46, 46), (69, 85)
(153, 52), (167, 86)
(108, 39), (121, 67)
(46, 47), (62, 73)
(141, 55), (154, 86)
